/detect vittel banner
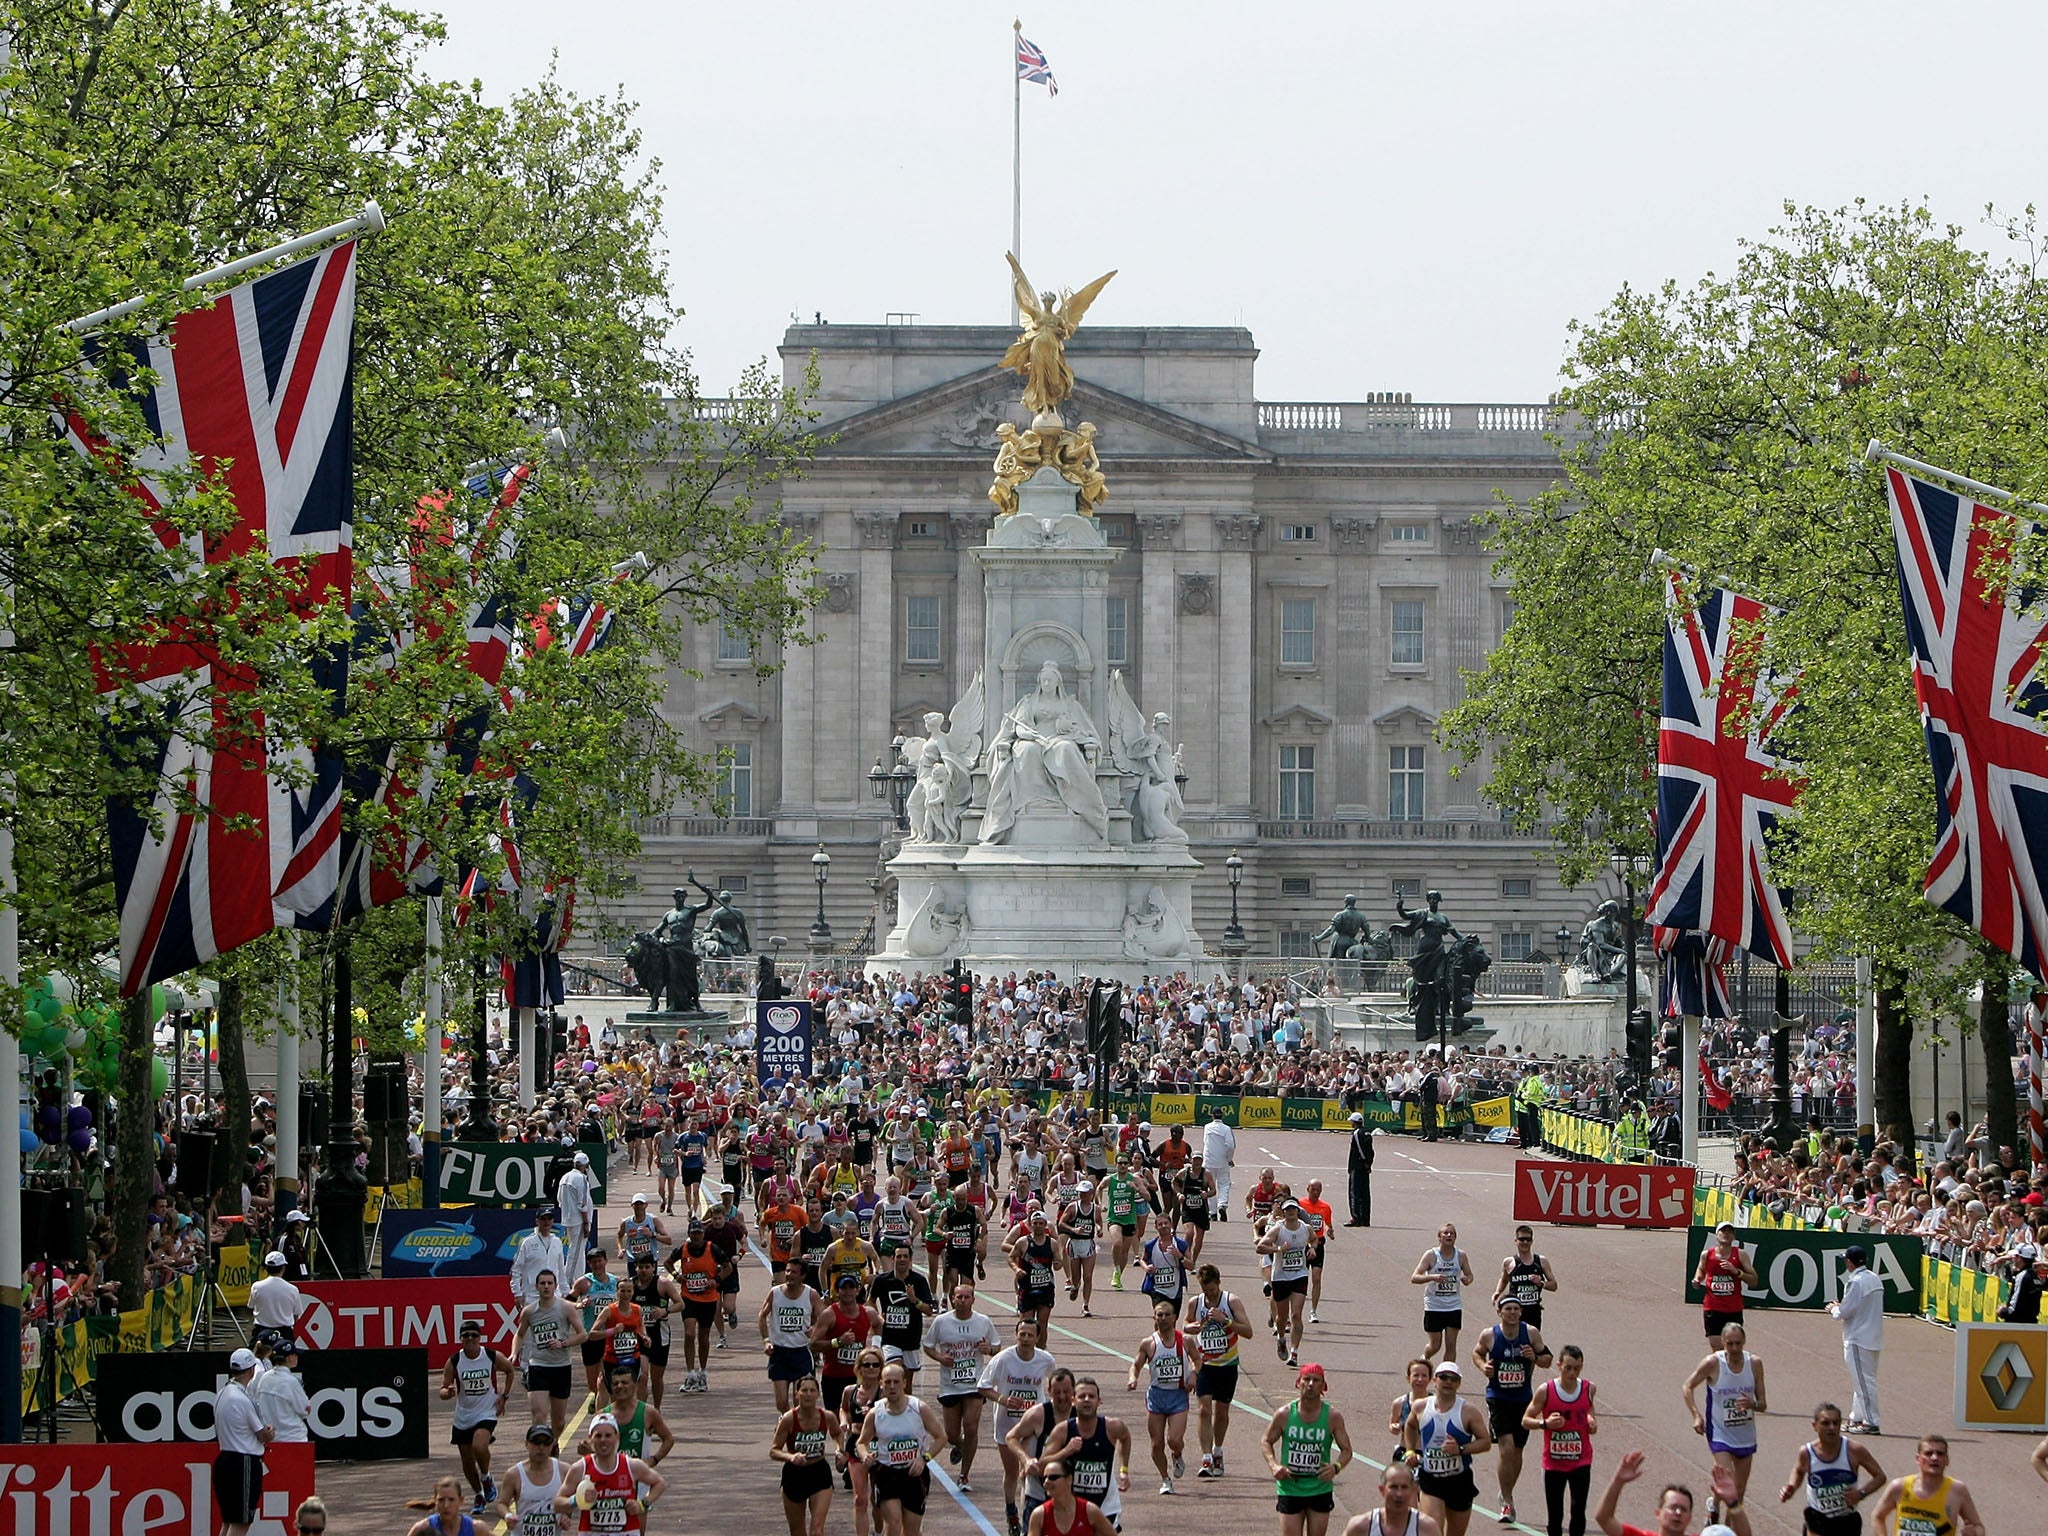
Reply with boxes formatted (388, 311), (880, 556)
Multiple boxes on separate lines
(0, 1442), (315, 1536)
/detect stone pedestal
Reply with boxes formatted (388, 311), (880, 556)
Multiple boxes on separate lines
(868, 472), (1212, 983)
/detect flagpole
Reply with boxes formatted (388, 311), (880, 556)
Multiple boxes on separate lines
(64, 201), (387, 335)
(0, 19), (25, 1446)
(275, 932), (300, 1222)
(423, 895), (442, 1209)
(1011, 18), (1022, 327)
(1679, 1013), (1700, 1165)
(1865, 439), (2048, 517)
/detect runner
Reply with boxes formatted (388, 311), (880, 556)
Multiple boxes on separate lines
(1262, 1361), (1355, 1536)
(1025, 1458), (1119, 1536)
(570, 1251), (622, 1402)
(676, 1113), (709, 1219)
(1127, 1298), (1192, 1495)
(1004, 1368), (1079, 1536)
(1177, 1153), (1216, 1267)
(592, 1279), (650, 1402)
(1342, 1461), (1443, 1536)
(1776, 1402), (1885, 1536)
(812, 1273), (881, 1428)
(758, 1257), (825, 1414)
(1402, 1362), (1493, 1536)
(617, 1195), (668, 1270)
(1260, 1197), (1315, 1367)
(1681, 1322), (1767, 1515)
(1412, 1223), (1474, 1366)
(1523, 1344), (1597, 1536)
(578, 1366), (675, 1474)
(1473, 1296), (1550, 1523)
(1187, 1263), (1253, 1479)
(1103, 1156), (1143, 1291)
(1058, 1181), (1101, 1316)
(1389, 1359), (1433, 1468)
(856, 1360), (947, 1536)
(1867, 1437), (1982, 1536)
(626, 1252), (680, 1404)
(825, 1220), (883, 1300)
(1140, 1210), (1190, 1314)
(1299, 1179), (1336, 1324)
(873, 1176), (922, 1261)
(496, 1424), (566, 1536)
(870, 1243), (938, 1386)
(840, 1351), (888, 1536)
(703, 1200), (747, 1347)
(943, 1184), (985, 1294)
(1494, 1226), (1559, 1332)
(1592, 1451), (1750, 1536)
(927, 1281), (1001, 1494)
(513, 1270), (588, 1441)
(982, 1316), (1059, 1536)
(1691, 1222), (1757, 1341)
(1010, 1209), (1061, 1341)
(770, 1374), (841, 1536)
(552, 1414), (666, 1536)
(405, 1476), (479, 1536)
(671, 1221), (722, 1394)
(922, 1183), (953, 1288)
(439, 1318), (513, 1514)
(1040, 1377), (1133, 1532)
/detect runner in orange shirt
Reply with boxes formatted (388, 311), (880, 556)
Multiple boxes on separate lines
(764, 1200), (808, 1269)
(1299, 1179), (1337, 1325)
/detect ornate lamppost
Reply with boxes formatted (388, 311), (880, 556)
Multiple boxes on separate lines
(1609, 850), (1652, 1082)
(867, 739), (914, 832)
(809, 844), (832, 950)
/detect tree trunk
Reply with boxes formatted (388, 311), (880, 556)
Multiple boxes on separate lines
(1875, 974), (1914, 1158)
(214, 973), (250, 1219)
(1979, 954), (2020, 1164)
(107, 989), (155, 1313)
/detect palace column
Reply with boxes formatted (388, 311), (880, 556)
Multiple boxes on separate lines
(1215, 513), (1262, 813)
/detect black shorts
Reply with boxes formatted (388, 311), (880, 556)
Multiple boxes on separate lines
(1183, 1203), (1210, 1230)
(451, 1417), (497, 1446)
(1195, 1361), (1239, 1403)
(1308, 1247), (1325, 1270)
(1487, 1399), (1531, 1447)
(681, 1300), (719, 1329)
(1804, 1512), (1861, 1536)
(1018, 1288), (1054, 1312)
(1425, 1309), (1462, 1335)
(721, 1270), (741, 1296)
(769, 1345), (817, 1383)
(523, 1364), (574, 1399)
(642, 1338), (670, 1368)
(1110, 1221), (1138, 1237)
(213, 1450), (263, 1526)
(1277, 1490), (1336, 1515)
(872, 1465), (930, 1515)
(1518, 1306), (1543, 1332)
(938, 1389), (982, 1408)
(581, 1338), (607, 1367)
(948, 1168), (971, 1188)
(680, 1167), (704, 1186)
(1704, 1309), (1743, 1338)
(1272, 1276), (1309, 1300)
(1419, 1467), (1478, 1512)
(782, 1459), (835, 1502)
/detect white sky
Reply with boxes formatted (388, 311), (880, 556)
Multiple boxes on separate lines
(421, 1), (2048, 405)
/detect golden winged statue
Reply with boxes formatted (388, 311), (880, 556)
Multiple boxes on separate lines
(1002, 253), (1116, 418)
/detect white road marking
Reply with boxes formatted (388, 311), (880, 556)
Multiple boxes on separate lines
(1256, 1146), (1297, 1167)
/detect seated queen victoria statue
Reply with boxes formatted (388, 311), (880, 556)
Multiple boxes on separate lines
(979, 661), (1109, 844)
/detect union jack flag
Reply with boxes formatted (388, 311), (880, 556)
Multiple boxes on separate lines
(1017, 32), (1058, 96)
(1654, 925), (1735, 1020)
(1645, 569), (1804, 968)
(63, 243), (358, 994)
(1886, 465), (2048, 979)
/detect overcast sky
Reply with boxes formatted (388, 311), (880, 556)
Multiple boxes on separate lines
(422, 2), (2048, 405)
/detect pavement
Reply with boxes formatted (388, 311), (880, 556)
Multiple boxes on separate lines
(302, 1129), (2041, 1534)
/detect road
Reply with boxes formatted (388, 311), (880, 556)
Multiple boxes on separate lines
(310, 1129), (2041, 1534)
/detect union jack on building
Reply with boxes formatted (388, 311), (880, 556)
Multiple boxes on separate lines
(63, 243), (358, 994)
(1644, 568), (1804, 968)
(1017, 32), (1059, 96)
(1887, 464), (2048, 978)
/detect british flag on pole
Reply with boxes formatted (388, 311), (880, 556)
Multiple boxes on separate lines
(62, 242), (358, 994)
(1644, 567), (1805, 972)
(1885, 463), (2048, 979)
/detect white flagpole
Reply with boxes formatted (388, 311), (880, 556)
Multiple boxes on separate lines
(1011, 19), (1022, 327)
(64, 202), (387, 335)
(275, 932), (301, 1218)
(1865, 439), (2048, 517)
(1680, 1014), (1700, 1165)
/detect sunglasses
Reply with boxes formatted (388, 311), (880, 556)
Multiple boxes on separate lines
(298, 1527), (326, 1535)
(1041, 1471), (1068, 1483)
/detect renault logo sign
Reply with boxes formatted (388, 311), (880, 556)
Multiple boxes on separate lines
(1955, 1324), (2048, 1430)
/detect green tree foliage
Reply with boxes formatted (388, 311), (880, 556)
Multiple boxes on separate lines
(1442, 202), (2048, 1128)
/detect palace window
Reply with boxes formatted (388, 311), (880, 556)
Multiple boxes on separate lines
(1498, 929), (1534, 962)
(1391, 523), (1427, 543)
(717, 620), (750, 662)
(1391, 600), (1426, 666)
(1106, 596), (1130, 666)
(1388, 745), (1426, 821)
(1281, 524), (1317, 542)
(906, 520), (939, 538)
(1278, 929), (1317, 958)
(905, 595), (941, 662)
(1391, 877), (1422, 900)
(1501, 876), (1532, 899)
(1280, 876), (1313, 898)
(716, 744), (753, 818)
(1280, 598), (1316, 667)
(1278, 745), (1315, 820)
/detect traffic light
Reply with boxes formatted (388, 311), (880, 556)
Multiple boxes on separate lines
(1086, 979), (1124, 1059)
(1659, 1022), (1682, 1070)
(948, 962), (974, 1034)
(1625, 1006), (1653, 1078)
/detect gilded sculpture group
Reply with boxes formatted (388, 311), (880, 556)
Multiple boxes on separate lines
(988, 254), (1116, 517)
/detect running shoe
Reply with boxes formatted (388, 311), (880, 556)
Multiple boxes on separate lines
(1288, 1350), (1299, 1368)
(483, 1476), (497, 1504)
(1171, 1452), (1185, 1479)
(1160, 1478), (1175, 1496)
(1276, 1333), (1288, 1360)
(1196, 1457), (1219, 1480)
(950, 1443), (961, 1465)
(1500, 1502), (1516, 1523)
(1213, 1451), (1224, 1475)
(1082, 1305), (1092, 1317)
(471, 1498), (487, 1517)
(715, 1334), (728, 1348)
(1308, 1308), (1319, 1323)
(959, 1479), (973, 1493)
(1111, 1272), (1124, 1291)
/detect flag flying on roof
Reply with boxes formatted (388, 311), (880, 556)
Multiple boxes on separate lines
(1017, 31), (1058, 96)
(1645, 568), (1805, 969)
(61, 242), (358, 994)
(1886, 464), (2048, 979)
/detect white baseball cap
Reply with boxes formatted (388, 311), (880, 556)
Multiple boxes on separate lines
(574, 1151), (591, 1167)
(284, 1210), (311, 1224)
(228, 1348), (259, 1372)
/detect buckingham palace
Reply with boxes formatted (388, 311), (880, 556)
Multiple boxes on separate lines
(600, 319), (1595, 966)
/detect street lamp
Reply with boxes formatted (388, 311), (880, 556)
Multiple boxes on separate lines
(1554, 925), (1573, 966)
(809, 843), (832, 944)
(866, 739), (914, 831)
(1609, 850), (1652, 1083)
(1223, 850), (1245, 944)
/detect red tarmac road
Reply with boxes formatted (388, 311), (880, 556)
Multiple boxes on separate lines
(307, 1130), (2039, 1535)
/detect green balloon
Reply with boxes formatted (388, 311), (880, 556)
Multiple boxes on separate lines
(32, 993), (61, 1024)
(150, 1058), (169, 1097)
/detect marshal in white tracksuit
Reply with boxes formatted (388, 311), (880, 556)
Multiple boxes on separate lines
(1201, 1118), (1236, 1215)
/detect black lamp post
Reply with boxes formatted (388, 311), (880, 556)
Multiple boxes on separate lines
(1224, 850), (1245, 944)
(1555, 925), (1573, 966)
(867, 740), (915, 832)
(809, 843), (832, 945)
(1609, 850), (1651, 1081)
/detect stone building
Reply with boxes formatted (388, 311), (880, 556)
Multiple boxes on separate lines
(604, 320), (1595, 966)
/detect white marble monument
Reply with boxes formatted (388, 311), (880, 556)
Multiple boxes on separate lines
(870, 466), (1209, 980)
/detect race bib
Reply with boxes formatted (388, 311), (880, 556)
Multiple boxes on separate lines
(1431, 1277), (1459, 1298)
(1810, 1480), (1850, 1516)
(1286, 1441), (1323, 1473)
(1277, 1249), (1308, 1279)
(1721, 1399), (1752, 1427)
(1028, 1264), (1053, 1290)
(1516, 1282), (1542, 1304)
(1073, 1462), (1108, 1495)
(532, 1317), (561, 1348)
(1547, 1430), (1582, 1462)
(1200, 1320), (1229, 1356)
(776, 1303), (809, 1335)
(884, 1303), (912, 1332)
(523, 1511), (556, 1536)
(836, 1339), (860, 1367)
(880, 1436), (920, 1469)
(947, 1354), (979, 1388)
(1709, 1274), (1736, 1296)
(1495, 1359), (1527, 1390)
(1424, 1446), (1461, 1476)
(684, 1273), (712, 1295)
(588, 1496), (627, 1532)
(1153, 1353), (1183, 1388)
